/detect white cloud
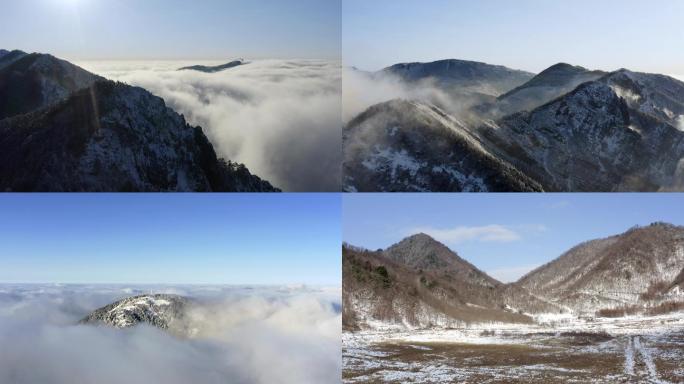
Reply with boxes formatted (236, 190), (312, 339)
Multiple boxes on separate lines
(342, 67), (477, 124)
(408, 225), (522, 244)
(487, 265), (540, 283)
(0, 284), (341, 384)
(78, 60), (342, 192)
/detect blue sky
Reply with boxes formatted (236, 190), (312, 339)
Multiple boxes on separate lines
(0, 194), (340, 285)
(343, 194), (684, 282)
(343, 0), (684, 75)
(0, 0), (341, 60)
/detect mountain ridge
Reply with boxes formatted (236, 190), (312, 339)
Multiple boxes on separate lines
(344, 223), (684, 330)
(345, 58), (684, 192)
(0, 50), (278, 191)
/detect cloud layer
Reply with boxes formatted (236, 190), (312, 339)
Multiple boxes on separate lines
(408, 225), (522, 245)
(80, 60), (342, 192)
(0, 284), (341, 384)
(343, 67), (457, 123)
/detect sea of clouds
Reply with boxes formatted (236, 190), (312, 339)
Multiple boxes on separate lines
(78, 60), (342, 192)
(0, 284), (341, 384)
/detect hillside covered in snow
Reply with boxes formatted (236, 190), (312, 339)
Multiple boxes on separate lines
(344, 59), (684, 192)
(343, 223), (684, 331)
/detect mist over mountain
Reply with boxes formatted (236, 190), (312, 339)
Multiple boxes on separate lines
(82, 59), (342, 191)
(518, 222), (684, 314)
(0, 285), (341, 384)
(344, 223), (684, 330)
(0, 50), (277, 192)
(343, 99), (542, 192)
(344, 59), (684, 192)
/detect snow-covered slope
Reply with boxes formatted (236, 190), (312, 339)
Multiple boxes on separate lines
(0, 80), (278, 191)
(488, 74), (684, 191)
(0, 51), (278, 191)
(342, 235), (556, 331)
(80, 294), (190, 332)
(345, 59), (684, 192)
(344, 225), (684, 331)
(343, 99), (543, 192)
(518, 223), (684, 314)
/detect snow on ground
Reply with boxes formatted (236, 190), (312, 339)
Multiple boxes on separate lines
(344, 312), (684, 383)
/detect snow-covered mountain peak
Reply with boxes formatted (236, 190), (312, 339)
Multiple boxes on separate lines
(80, 294), (190, 330)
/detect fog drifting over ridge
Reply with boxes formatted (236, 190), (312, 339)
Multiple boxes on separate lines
(79, 60), (342, 192)
(0, 285), (341, 384)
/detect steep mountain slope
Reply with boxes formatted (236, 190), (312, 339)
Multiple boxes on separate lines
(486, 63), (606, 117)
(346, 58), (684, 192)
(343, 99), (543, 192)
(80, 294), (190, 334)
(603, 69), (684, 128)
(383, 59), (534, 97)
(0, 51), (277, 191)
(486, 73), (684, 191)
(343, 235), (556, 330)
(0, 80), (277, 191)
(0, 51), (102, 119)
(517, 223), (684, 314)
(178, 60), (246, 73)
(382, 233), (499, 288)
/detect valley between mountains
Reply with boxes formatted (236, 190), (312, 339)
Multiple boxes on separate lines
(343, 223), (684, 383)
(344, 59), (684, 192)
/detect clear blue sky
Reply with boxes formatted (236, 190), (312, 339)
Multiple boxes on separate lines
(343, 194), (684, 282)
(344, 0), (684, 74)
(0, 194), (340, 285)
(0, 0), (341, 60)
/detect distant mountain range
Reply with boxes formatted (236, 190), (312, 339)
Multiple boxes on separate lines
(343, 223), (684, 330)
(0, 50), (277, 192)
(344, 59), (684, 192)
(178, 60), (246, 73)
